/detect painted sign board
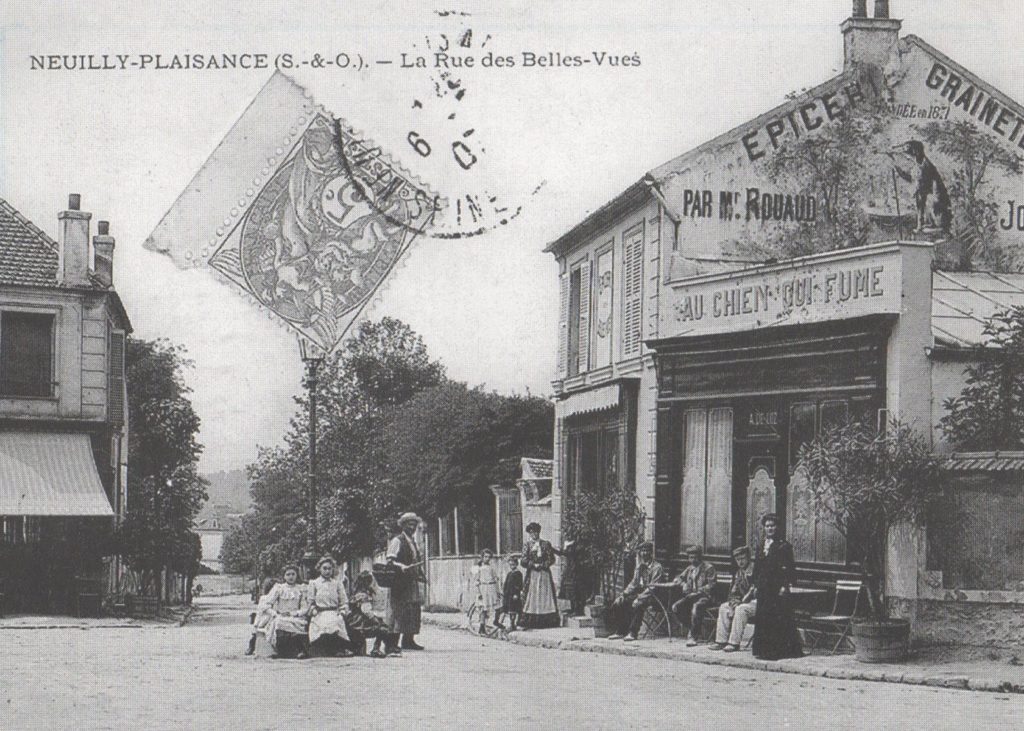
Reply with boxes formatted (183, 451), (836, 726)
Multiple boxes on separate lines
(668, 244), (904, 337)
(652, 37), (1024, 283)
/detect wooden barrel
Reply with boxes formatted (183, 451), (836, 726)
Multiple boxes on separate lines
(852, 619), (910, 663)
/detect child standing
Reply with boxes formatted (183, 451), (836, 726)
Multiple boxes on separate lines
(497, 554), (523, 629)
(475, 549), (502, 632)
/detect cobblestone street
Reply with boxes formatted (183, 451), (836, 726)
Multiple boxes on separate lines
(1, 596), (1021, 730)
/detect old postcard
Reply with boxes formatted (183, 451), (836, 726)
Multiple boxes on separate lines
(2, 1), (1024, 728)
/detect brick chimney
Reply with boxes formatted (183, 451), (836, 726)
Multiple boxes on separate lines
(58, 193), (92, 287)
(93, 220), (115, 288)
(841, 0), (901, 69)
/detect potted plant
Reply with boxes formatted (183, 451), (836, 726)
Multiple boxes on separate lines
(798, 419), (943, 662)
(561, 483), (646, 637)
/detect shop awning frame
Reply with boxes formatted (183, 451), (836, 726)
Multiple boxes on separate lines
(558, 383), (622, 418)
(0, 432), (114, 516)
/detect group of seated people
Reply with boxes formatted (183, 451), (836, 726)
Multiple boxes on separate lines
(245, 556), (393, 659)
(607, 513), (800, 661)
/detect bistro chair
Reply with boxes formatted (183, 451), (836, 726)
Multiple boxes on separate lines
(804, 579), (863, 654)
(635, 590), (675, 641)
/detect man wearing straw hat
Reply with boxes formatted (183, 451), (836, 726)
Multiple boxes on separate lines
(385, 512), (426, 654)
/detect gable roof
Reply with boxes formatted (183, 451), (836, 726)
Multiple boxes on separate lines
(0, 196), (133, 331)
(0, 197), (61, 287)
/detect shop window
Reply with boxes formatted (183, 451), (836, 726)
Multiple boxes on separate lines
(679, 407), (733, 554)
(788, 400), (848, 564)
(0, 312), (55, 397)
(574, 427), (620, 497)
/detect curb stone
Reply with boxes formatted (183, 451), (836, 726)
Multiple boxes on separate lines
(422, 615), (1021, 695)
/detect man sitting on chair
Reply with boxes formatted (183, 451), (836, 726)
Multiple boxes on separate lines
(710, 545), (756, 652)
(608, 541), (664, 641)
(671, 545), (717, 647)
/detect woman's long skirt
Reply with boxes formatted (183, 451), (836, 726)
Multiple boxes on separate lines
(521, 568), (560, 628)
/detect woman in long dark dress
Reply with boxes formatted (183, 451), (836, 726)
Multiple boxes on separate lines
(751, 513), (804, 660)
(519, 522), (560, 629)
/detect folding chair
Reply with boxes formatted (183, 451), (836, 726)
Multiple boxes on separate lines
(806, 580), (862, 654)
(635, 594), (674, 640)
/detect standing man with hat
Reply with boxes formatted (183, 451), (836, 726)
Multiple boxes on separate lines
(385, 512), (426, 654)
(710, 546), (756, 652)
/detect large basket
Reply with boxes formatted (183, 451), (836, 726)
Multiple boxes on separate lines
(371, 562), (401, 589)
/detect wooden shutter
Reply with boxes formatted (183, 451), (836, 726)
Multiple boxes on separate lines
(577, 260), (592, 374)
(108, 330), (126, 426)
(557, 273), (569, 378)
(622, 226), (644, 357)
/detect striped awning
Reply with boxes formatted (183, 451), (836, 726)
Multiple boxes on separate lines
(558, 383), (621, 418)
(0, 432), (113, 516)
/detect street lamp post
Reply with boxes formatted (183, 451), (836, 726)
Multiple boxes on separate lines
(299, 339), (324, 579)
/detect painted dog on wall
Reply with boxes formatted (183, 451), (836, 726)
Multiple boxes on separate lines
(890, 140), (952, 234)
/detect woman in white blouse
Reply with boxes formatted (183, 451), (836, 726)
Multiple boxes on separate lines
(307, 556), (352, 656)
(265, 564), (310, 659)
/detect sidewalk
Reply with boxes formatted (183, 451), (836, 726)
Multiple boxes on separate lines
(0, 604), (194, 630)
(423, 611), (1024, 695)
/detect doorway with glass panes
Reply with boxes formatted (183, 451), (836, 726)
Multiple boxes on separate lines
(676, 392), (881, 571)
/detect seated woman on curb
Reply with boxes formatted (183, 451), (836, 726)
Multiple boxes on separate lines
(307, 556), (352, 657)
(265, 564), (310, 659)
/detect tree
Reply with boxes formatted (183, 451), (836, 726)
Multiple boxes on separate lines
(941, 307), (1024, 450)
(244, 318), (445, 576)
(917, 121), (1023, 270)
(798, 420), (944, 620)
(116, 338), (208, 600)
(561, 483), (645, 602)
(219, 512), (265, 576)
(384, 382), (554, 520)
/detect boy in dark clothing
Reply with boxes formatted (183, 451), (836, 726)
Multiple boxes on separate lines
(496, 554), (523, 629)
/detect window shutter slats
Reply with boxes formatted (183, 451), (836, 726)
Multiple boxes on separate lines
(557, 273), (569, 379)
(109, 331), (126, 426)
(578, 261), (592, 373)
(622, 226), (644, 357)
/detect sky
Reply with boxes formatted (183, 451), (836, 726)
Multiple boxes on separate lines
(1, 1), (1023, 472)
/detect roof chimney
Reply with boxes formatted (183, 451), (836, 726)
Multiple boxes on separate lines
(58, 193), (92, 287)
(93, 220), (115, 288)
(841, 0), (901, 70)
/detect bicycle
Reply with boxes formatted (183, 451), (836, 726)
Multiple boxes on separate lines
(466, 601), (510, 640)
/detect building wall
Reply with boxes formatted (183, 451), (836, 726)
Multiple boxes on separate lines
(0, 287), (127, 424)
(551, 198), (662, 555)
(929, 359), (971, 451)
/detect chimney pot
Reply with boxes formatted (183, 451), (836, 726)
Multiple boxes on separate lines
(68, 193), (81, 211)
(874, 0), (890, 19)
(853, 0), (867, 17)
(93, 223), (116, 289)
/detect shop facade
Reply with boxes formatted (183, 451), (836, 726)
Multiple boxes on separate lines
(547, 2), (1024, 644)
